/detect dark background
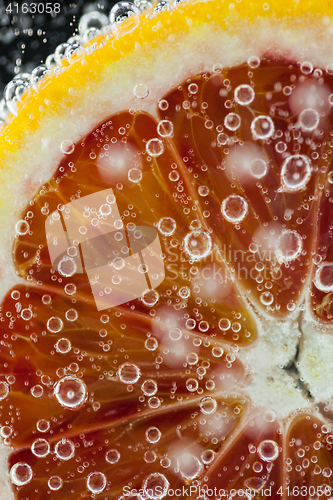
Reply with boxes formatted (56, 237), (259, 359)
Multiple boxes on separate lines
(0, 0), (117, 95)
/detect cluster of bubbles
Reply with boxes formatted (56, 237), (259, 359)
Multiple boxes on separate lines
(0, 0), (183, 124)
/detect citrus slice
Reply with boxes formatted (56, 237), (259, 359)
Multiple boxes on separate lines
(2, 0), (333, 499)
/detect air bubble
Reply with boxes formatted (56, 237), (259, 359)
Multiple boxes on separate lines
(199, 396), (217, 414)
(0, 381), (9, 401)
(10, 463), (33, 486)
(280, 154), (311, 191)
(15, 219), (29, 235)
(198, 185), (210, 196)
(48, 476), (63, 491)
(37, 419), (50, 433)
(142, 473), (170, 499)
(145, 337), (158, 351)
(177, 453), (203, 480)
(79, 11), (109, 35)
(212, 346), (224, 357)
(86, 471), (107, 494)
(221, 195), (248, 223)
(224, 112), (241, 131)
(251, 115), (275, 140)
(145, 426), (161, 443)
(201, 449), (216, 464)
(55, 338), (72, 354)
(54, 375), (88, 410)
(178, 286), (190, 299)
(31, 438), (50, 458)
(128, 168), (143, 183)
(186, 378), (199, 392)
(146, 138), (164, 157)
(218, 318), (231, 331)
(58, 256), (77, 277)
(109, 1), (139, 27)
(47, 316), (63, 333)
(60, 139), (75, 155)
(314, 262), (333, 292)
(141, 379), (158, 396)
(249, 158), (267, 179)
(117, 362), (141, 384)
(106, 449), (120, 464)
(183, 230), (212, 261)
(157, 217), (176, 236)
(142, 289), (159, 307)
(54, 438), (75, 461)
(133, 83), (149, 99)
(276, 230), (302, 262)
(234, 84), (255, 105)
(298, 108), (320, 131)
(260, 291), (274, 306)
(157, 120), (174, 137)
(257, 439), (279, 461)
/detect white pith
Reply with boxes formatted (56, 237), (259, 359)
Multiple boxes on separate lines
(1, 3), (333, 498)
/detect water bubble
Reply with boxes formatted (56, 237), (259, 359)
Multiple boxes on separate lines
(58, 256), (77, 277)
(15, 219), (29, 235)
(54, 438), (75, 461)
(47, 316), (63, 333)
(86, 471), (107, 494)
(183, 230), (212, 261)
(157, 120), (174, 137)
(280, 154), (311, 191)
(188, 83), (198, 94)
(177, 453), (203, 480)
(146, 138), (164, 157)
(48, 476), (63, 491)
(64, 283), (76, 295)
(105, 449), (121, 466)
(31, 438), (50, 458)
(224, 112), (241, 131)
(60, 139), (75, 155)
(276, 230), (302, 262)
(133, 83), (149, 99)
(157, 217), (176, 236)
(158, 99), (169, 111)
(198, 185), (210, 196)
(142, 473), (170, 499)
(248, 56), (260, 68)
(201, 449), (216, 464)
(79, 11), (109, 35)
(145, 426), (161, 443)
(0, 381), (9, 401)
(141, 379), (158, 396)
(4, 77), (30, 116)
(65, 41), (84, 62)
(186, 378), (199, 392)
(37, 419), (50, 433)
(142, 289), (159, 307)
(251, 115), (275, 140)
(109, 1), (140, 24)
(298, 108), (319, 131)
(10, 463), (33, 486)
(199, 396), (217, 414)
(221, 195), (248, 223)
(55, 338), (72, 354)
(212, 346), (224, 357)
(249, 158), (268, 179)
(66, 308), (78, 321)
(154, 0), (170, 12)
(234, 84), (255, 105)
(54, 375), (88, 410)
(178, 286), (190, 299)
(314, 262), (333, 292)
(21, 308), (33, 321)
(148, 396), (161, 409)
(54, 43), (70, 64)
(117, 362), (141, 384)
(145, 337), (158, 351)
(31, 384), (43, 398)
(300, 61), (313, 75)
(260, 291), (274, 306)
(257, 439), (279, 461)
(218, 318), (231, 331)
(128, 168), (143, 183)
(169, 327), (182, 341)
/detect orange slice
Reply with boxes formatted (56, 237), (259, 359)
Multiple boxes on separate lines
(2, 1), (333, 499)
